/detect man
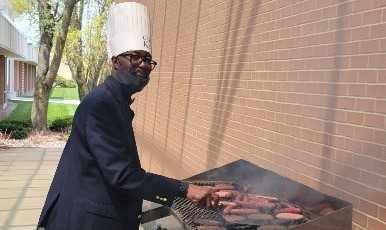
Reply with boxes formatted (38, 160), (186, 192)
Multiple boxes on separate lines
(37, 2), (218, 230)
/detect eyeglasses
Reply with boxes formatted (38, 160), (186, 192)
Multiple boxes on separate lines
(119, 53), (157, 70)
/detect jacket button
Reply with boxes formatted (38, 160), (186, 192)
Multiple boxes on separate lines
(138, 214), (141, 219)
(156, 196), (160, 199)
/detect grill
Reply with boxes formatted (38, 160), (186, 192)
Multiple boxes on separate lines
(171, 197), (225, 229)
(142, 159), (352, 230)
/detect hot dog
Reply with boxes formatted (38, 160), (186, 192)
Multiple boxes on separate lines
(235, 194), (244, 201)
(275, 207), (302, 214)
(229, 208), (260, 215)
(275, 213), (304, 220)
(234, 200), (276, 209)
(249, 194), (279, 202)
(223, 204), (236, 214)
(213, 183), (235, 191)
(243, 194), (250, 202)
(215, 190), (238, 198)
(219, 201), (237, 206)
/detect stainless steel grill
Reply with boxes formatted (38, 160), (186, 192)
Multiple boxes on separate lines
(142, 160), (352, 230)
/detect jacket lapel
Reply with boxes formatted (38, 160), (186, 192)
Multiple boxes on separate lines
(105, 76), (141, 167)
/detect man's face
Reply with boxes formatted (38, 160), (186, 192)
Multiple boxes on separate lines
(112, 50), (156, 79)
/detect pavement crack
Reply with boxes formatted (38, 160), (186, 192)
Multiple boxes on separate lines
(0, 156), (15, 176)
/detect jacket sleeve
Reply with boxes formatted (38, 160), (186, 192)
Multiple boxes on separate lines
(85, 93), (182, 206)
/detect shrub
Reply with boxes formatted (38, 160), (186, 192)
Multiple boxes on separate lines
(55, 76), (77, 88)
(0, 120), (31, 134)
(66, 80), (77, 88)
(11, 120), (31, 128)
(55, 76), (68, 87)
(49, 117), (73, 132)
(10, 127), (29, 139)
(0, 120), (31, 139)
(0, 121), (15, 133)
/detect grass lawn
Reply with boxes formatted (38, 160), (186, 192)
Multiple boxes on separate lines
(47, 103), (78, 124)
(50, 87), (79, 100)
(6, 87), (79, 125)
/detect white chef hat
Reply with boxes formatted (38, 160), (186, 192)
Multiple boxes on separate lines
(106, 2), (151, 58)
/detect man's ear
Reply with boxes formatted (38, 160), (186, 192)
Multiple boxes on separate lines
(111, 56), (121, 69)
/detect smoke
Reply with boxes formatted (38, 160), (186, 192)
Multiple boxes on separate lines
(188, 159), (328, 205)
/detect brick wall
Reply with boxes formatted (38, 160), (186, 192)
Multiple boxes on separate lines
(12, 62), (36, 95)
(14, 61), (23, 95)
(116, 1), (386, 229)
(0, 55), (4, 107)
(17, 61), (24, 95)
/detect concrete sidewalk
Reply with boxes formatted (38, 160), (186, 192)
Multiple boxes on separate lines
(0, 147), (62, 230)
(11, 97), (80, 105)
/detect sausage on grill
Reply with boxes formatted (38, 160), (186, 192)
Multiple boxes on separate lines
(275, 213), (304, 220)
(229, 208), (260, 215)
(235, 194), (244, 201)
(275, 207), (302, 214)
(223, 204), (236, 214)
(215, 190), (238, 198)
(213, 183), (235, 191)
(242, 194), (250, 202)
(219, 201), (237, 207)
(249, 194), (279, 202)
(234, 200), (276, 209)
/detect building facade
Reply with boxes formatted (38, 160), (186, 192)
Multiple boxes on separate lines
(0, 4), (37, 109)
(118, 1), (386, 230)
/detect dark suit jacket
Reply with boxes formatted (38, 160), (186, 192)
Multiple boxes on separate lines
(37, 76), (182, 230)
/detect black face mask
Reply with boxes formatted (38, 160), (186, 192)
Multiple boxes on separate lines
(115, 66), (150, 96)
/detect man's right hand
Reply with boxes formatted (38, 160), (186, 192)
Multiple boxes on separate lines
(186, 184), (219, 209)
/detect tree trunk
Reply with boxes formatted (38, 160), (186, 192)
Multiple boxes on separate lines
(31, 0), (80, 131)
(69, 0), (86, 101)
(31, 0), (54, 131)
(77, 80), (89, 101)
(65, 0), (111, 101)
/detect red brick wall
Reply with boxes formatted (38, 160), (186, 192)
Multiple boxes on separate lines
(23, 63), (27, 94)
(14, 61), (18, 94)
(116, 1), (386, 229)
(18, 61), (24, 95)
(0, 55), (4, 107)
(14, 61), (23, 95)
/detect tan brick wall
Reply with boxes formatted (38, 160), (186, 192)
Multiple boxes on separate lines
(117, 1), (386, 229)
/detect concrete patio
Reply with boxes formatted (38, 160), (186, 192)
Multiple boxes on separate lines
(0, 146), (182, 230)
(0, 147), (62, 230)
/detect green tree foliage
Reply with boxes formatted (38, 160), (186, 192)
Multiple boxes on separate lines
(64, 0), (112, 101)
(10, 0), (33, 14)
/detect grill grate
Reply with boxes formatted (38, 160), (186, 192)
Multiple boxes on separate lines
(171, 197), (224, 230)
(171, 197), (258, 230)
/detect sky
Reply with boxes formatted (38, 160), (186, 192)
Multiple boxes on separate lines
(14, 13), (39, 45)
(12, 0), (100, 46)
